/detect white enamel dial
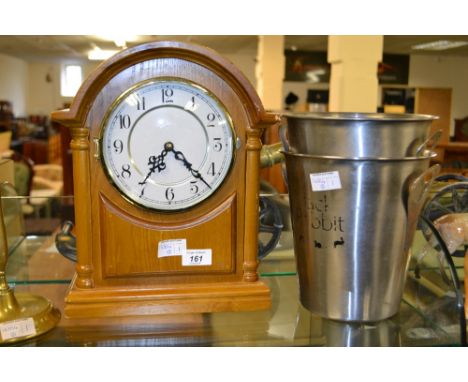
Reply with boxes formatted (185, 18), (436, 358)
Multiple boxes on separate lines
(101, 79), (235, 211)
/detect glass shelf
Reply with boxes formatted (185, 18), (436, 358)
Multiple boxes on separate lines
(1, 193), (466, 346)
(9, 272), (462, 347)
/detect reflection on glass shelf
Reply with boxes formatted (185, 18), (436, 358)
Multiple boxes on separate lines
(259, 230), (296, 276)
(0, 182), (25, 254)
(2, 193), (76, 285)
(258, 192), (296, 276)
(15, 275), (460, 347)
(1, 193), (466, 346)
(6, 235), (74, 285)
(2, 195), (74, 237)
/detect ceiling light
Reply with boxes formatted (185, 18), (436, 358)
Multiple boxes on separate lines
(88, 47), (119, 61)
(95, 34), (139, 48)
(412, 40), (468, 51)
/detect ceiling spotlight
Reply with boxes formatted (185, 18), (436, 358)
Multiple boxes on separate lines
(113, 38), (127, 48)
(412, 40), (468, 51)
(88, 46), (119, 61)
(95, 34), (139, 48)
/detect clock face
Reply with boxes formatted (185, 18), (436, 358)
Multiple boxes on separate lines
(101, 78), (235, 211)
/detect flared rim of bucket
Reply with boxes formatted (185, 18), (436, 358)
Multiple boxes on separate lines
(282, 150), (438, 162)
(281, 111), (438, 122)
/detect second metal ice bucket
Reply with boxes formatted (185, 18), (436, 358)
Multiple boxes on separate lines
(282, 112), (438, 158)
(284, 151), (439, 322)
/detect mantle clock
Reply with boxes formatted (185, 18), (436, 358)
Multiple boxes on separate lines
(52, 41), (279, 318)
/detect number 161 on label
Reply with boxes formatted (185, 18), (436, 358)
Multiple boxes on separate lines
(182, 249), (212, 266)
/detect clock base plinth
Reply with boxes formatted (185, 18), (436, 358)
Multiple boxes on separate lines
(63, 276), (271, 319)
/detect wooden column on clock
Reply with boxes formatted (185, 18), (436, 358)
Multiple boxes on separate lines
(51, 41), (278, 318)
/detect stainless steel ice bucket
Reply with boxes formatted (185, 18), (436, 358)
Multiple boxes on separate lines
(284, 151), (439, 322)
(282, 112), (438, 158)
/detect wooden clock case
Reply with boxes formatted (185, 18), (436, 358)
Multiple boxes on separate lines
(51, 41), (279, 318)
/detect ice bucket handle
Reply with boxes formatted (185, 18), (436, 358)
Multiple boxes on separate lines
(278, 124), (290, 152)
(404, 164), (441, 254)
(415, 129), (442, 156)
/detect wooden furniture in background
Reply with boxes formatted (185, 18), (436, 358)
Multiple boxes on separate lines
(383, 105), (405, 113)
(0, 131), (12, 154)
(381, 86), (452, 144)
(415, 88), (453, 168)
(433, 142), (468, 176)
(48, 134), (61, 164)
(414, 87), (452, 144)
(52, 41), (278, 318)
(22, 134), (61, 165)
(22, 140), (47, 164)
(454, 116), (468, 142)
(53, 121), (74, 196)
(431, 112), (468, 175)
(0, 101), (15, 135)
(381, 86), (457, 172)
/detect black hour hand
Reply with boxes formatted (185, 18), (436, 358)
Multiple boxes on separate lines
(139, 150), (168, 186)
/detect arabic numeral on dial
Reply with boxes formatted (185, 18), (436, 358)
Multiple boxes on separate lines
(162, 88), (174, 103)
(119, 114), (131, 129)
(121, 164), (131, 178)
(206, 113), (216, 127)
(137, 96), (146, 110)
(190, 181), (199, 194)
(208, 162), (215, 176)
(213, 138), (222, 152)
(113, 139), (123, 154)
(165, 187), (175, 201)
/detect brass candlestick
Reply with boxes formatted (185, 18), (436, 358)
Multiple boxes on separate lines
(0, 182), (60, 344)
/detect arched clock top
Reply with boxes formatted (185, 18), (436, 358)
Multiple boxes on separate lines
(51, 40), (274, 317)
(52, 41), (280, 129)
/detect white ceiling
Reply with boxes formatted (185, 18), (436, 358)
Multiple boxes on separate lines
(0, 35), (258, 61)
(1, 35), (468, 61)
(289, 35), (468, 55)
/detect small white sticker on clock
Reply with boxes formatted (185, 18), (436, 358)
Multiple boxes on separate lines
(158, 239), (187, 258)
(182, 249), (212, 266)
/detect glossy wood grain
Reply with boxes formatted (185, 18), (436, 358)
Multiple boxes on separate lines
(98, 193), (236, 278)
(52, 41), (280, 317)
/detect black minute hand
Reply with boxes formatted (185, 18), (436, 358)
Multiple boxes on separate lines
(139, 147), (168, 186)
(169, 147), (212, 190)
